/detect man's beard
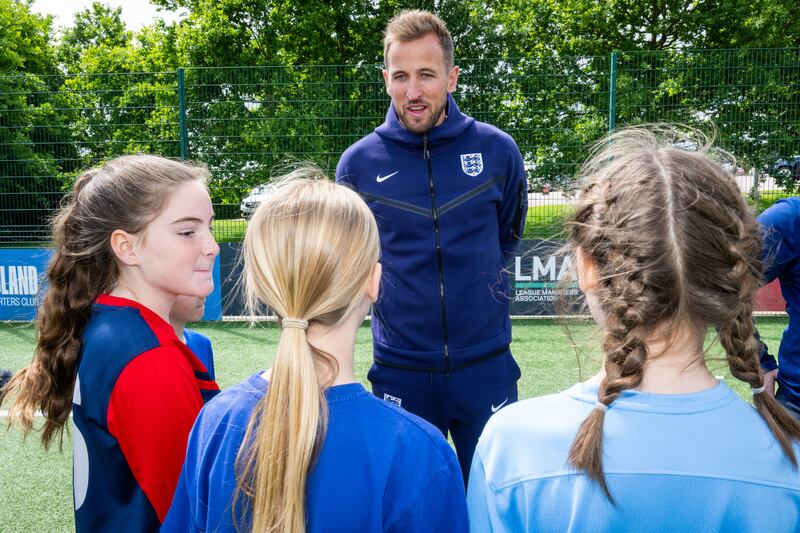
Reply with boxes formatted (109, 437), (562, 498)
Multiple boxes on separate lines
(399, 99), (447, 134)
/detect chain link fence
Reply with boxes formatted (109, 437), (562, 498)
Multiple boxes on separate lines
(1, 48), (798, 245)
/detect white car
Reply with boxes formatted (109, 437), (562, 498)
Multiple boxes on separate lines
(240, 184), (276, 218)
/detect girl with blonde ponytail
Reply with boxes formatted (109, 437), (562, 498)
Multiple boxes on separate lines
(163, 171), (467, 533)
(467, 125), (800, 532)
(2, 155), (221, 532)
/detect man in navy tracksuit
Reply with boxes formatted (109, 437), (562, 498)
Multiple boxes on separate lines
(336, 9), (527, 483)
(756, 197), (800, 419)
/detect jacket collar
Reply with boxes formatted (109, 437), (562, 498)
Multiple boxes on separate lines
(375, 93), (473, 148)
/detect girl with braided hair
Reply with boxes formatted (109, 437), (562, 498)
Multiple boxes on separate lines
(467, 126), (800, 532)
(3, 155), (221, 531)
(162, 171), (467, 533)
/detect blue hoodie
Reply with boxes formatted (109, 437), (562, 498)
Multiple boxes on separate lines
(336, 95), (527, 372)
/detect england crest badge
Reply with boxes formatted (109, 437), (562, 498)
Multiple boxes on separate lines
(460, 153), (484, 177)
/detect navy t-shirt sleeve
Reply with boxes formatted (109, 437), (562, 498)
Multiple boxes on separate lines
(499, 138), (528, 258)
(184, 329), (215, 382)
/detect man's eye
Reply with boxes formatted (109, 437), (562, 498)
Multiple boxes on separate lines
(179, 231), (195, 238)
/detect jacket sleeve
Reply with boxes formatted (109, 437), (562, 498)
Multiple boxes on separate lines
(756, 200), (798, 371)
(335, 151), (355, 189)
(160, 464), (193, 533)
(499, 140), (527, 258)
(758, 200), (797, 285)
(107, 346), (204, 523)
(754, 328), (778, 372)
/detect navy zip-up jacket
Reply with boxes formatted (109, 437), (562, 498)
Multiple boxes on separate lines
(336, 94), (527, 372)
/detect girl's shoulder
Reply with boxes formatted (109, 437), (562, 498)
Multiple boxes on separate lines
(195, 373), (266, 427)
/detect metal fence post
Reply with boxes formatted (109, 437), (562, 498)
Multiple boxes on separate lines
(608, 52), (618, 131)
(177, 68), (189, 160)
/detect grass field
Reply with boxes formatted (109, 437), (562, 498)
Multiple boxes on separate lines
(0, 317), (789, 532)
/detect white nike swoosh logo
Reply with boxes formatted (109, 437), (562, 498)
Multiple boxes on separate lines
(376, 171), (399, 183)
(491, 398), (509, 413)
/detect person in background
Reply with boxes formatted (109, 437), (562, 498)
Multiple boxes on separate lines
(336, 9), (527, 484)
(171, 296), (216, 383)
(0, 368), (13, 401)
(754, 197), (800, 420)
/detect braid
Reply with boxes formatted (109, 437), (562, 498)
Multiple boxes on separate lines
(4, 201), (115, 448)
(718, 218), (800, 464)
(569, 244), (652, 500)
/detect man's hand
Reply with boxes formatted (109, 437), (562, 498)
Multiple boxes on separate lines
(762, 368), (779, 398)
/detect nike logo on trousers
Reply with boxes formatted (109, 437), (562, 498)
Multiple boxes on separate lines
(491, 398), (509, 412)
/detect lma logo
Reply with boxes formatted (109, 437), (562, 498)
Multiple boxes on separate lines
(513, 255), (574, 288)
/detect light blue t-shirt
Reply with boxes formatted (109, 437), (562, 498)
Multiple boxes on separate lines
(467, 381), (800, 532)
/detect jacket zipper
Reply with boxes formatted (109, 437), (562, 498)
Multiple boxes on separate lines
(424, 134), (451, 374)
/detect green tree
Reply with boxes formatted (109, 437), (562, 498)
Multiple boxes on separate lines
(0, 0), (74, 242)
(56, 3), (182, 171)
(58, 3), (131, 73)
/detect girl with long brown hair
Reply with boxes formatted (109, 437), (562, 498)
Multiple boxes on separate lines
(466, 126), (800, 532)
(162, 172), (467, 533)
(3, 155), (220, 531)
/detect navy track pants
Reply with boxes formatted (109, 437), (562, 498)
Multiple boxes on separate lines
(368, 350), (520, 486)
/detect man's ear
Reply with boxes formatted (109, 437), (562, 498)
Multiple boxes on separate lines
(447, 65), (459, 93)
(367, 262), (382, 303)
(110, 229), (140, 267)
(576, 247), (599, 293)
(382, 69), (390, 95)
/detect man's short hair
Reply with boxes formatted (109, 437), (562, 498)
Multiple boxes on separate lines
(383, 10), (454, 69)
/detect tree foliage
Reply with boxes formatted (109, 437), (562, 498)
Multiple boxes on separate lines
(0, 0), (76, 238)
(1, 0), (798, 242)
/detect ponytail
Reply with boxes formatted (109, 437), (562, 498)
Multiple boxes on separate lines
(235, 321), (336, 532)
(236, 174), (380, 532)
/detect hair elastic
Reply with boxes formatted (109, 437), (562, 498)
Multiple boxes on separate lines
(751, 385), (766, 395)
(281, 318), (309, 330)
(594, 401), (609, 412)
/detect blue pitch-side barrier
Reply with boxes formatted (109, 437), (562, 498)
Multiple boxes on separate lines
(0, 249), (222, 321)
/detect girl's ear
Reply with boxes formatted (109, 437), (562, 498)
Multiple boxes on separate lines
(366, 262), (382, 303)
(576, 247), (599, 293)
(110, 229), (140, 267)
